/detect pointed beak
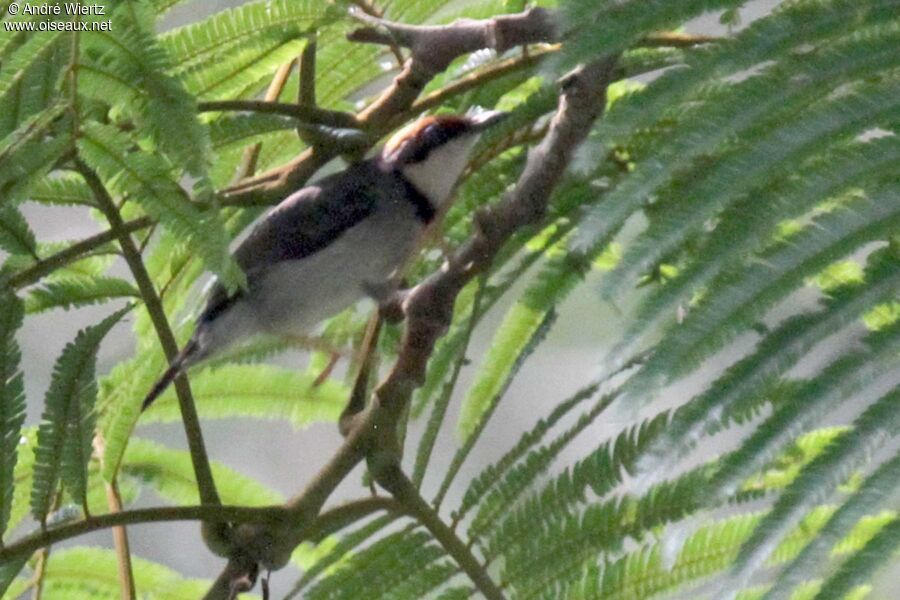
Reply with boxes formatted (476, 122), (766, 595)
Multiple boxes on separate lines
(469, 109), (508, 131)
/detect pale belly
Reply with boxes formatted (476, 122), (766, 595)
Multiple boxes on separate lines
(246, 214), (419, 336)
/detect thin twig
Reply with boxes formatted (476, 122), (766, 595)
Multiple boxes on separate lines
(349, 0), (405, 66)
(105, 479), (136, 599)
(7, 219), (151, 290)
(198, 100), (357, 128)
(385, 467), (506, 600)
(298, 35), (317, 107)
(236, 60), (297, 181)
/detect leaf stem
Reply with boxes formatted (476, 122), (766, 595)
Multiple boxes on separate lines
(197, 100), (357, 129)
(74, 159), (221, 509)
(386, 468), (506, 600)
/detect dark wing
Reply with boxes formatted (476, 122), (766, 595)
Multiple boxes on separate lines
(199, 161), (381, 323)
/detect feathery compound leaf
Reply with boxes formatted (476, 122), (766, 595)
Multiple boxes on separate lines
(0, 103), (71, 200)
(122, 437), (282, 506)
(601, 75), (900, 297)
(0, 288), (25, 540)
(25, 276), (139, 314)
(81, 2), (211, 178)
(634, 249), (900, 481)
(710, 320), (900, 504)
(598, 0), (900, 141)
(33, 546), (215, 600)
(561, 0), (743, 68)
(0, 30), (63, 114)
(720, 386), (900, 598)
(0, 204), (37, 257)
(764, 453), (900, 600)
(26, 172), (96, 207)
(615, 134), (900, 362)
(30, 308), (129, 522)
(812, 516), (900, 600)
(621, 185), (900, 403)
(141, 364), (347, 427)
(162, 0), (334, 68)
(77, 121), (243, 290)
(457, 380), (602, 525)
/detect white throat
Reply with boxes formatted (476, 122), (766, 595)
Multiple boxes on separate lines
(400, 136), (478, 206)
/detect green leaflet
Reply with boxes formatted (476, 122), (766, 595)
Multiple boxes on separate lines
(121, 437), (282, 506)
(0, 29), (63, 111)
(76, 121), (244, 291)
(27, 546), (225, 600)
(710, 320), (900, 502)
(0, 103), (71, 201)
(559, 504), (877, 600)
(0, 554), (28, 597)
(180, 33), (307, 99)
(466, 386), (617, 541)
(614, 134), (900, 365)
(141, 363), (347, 427)
(813, 516), (900, 600)
(161, 0), (335, 68)
(0, 289), (25, 541)
(80, 2), (212, 179)
(290, 514), (399, 596)
(600, 74), (900, 298)
(25, 275), (140, 314)
(306, 528), (444, 600)
(26, 173), (96, 207)
(30, 308), (129, 522)
(456, 271), (573, 440)
(765, 454), (900, 600)
(0, 204), (37, 257)
(620, 185), (900, 404)
(208, 113), (298, 151)
(633, 249), (900, 483)
(721, 386), (900, 598)
(598, 0), (900, 141)
(561, 0), (743, 68)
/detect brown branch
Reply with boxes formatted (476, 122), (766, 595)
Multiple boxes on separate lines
(218, 7), (560, 206)
(7, 216), (151, 290)
(105, 480), (136, 600)
(385, 467), (505, 600)
(0, 505), (286, 564)
(236, 60), (297, 181)
(204, 53), (618, 597)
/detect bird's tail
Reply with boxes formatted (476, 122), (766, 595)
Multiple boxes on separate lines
(141, 339), (199, 412)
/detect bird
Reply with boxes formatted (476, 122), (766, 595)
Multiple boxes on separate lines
(141, 109), (507, 410)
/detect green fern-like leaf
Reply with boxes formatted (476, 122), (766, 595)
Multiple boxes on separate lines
(25, 276), (139, 314)
(621, 186), (900, 404)
(812, 516), (900, 600)
(765, 454), (900, 600)
(30, 308), (128, 522)
(721, 386), (900, 597)
(141, 363), (346, 427)
(0, 288), (25, 540)
(26, 172), (96, 207)
(121, 437), (282, 506)
(0, 205), (37, 258)
(76, 121), (243, 290)
(32, 546), (221, 600)
(710, 320), (900, 503)
(81, 2), (211, 178)
(633, 249), (900, 482)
